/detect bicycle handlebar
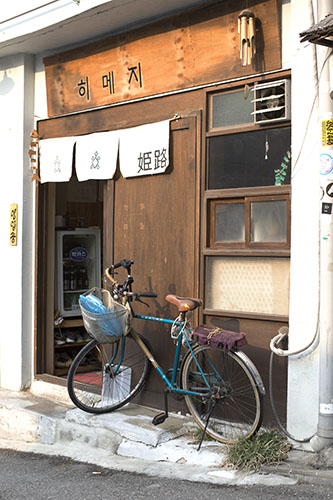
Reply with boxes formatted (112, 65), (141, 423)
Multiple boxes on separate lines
(105, 260), (157, 299)
(105, 267), (117, 286)
(112, 259), (134, 270)
(141, 292), (157, 298)
(127, 291), (158, 298)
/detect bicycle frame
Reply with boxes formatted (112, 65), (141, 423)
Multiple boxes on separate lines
(129, 312), (213, 398)
(66, 262), (265, 446)
(106, 263), (226, 399)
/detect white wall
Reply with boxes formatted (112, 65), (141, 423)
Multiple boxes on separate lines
(0, 54), (35, 390)
(35, 54), (48, 120)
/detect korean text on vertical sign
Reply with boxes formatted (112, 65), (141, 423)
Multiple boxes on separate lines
(10, 204), (18, 246)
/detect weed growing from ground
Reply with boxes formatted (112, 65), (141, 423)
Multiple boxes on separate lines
(224, 429), (291, 472)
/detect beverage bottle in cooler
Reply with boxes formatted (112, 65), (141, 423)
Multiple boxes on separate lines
(78, 266), (87, 290)
(70, 265), (77, 290)
(83, 266), (89, 289)
(76, 266), (82, 289)
(64, 264), (70, 291)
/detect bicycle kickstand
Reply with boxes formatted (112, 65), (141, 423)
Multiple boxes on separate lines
(197, 399), (216, 451)
(152, 388), (169, 426)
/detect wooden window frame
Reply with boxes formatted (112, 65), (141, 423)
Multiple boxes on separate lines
(208, 193), (291, 250)
(201, 72), (291, 322)
(206, 72), (291, 134)
(208, 85), (255, 134)
(248, 194), (291, 249)
(208, 198), (245, 249)
(203, 187), (291, 320)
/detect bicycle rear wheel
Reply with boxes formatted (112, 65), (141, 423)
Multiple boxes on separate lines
(182, 344), (263, 444)
(67, 331), (151, 414)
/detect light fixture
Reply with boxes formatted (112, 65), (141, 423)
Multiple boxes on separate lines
(238, 9), (256, 66)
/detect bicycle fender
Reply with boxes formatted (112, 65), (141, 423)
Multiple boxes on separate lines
(236, 350), (266, 396)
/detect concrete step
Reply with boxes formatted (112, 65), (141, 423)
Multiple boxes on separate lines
(0, 386), (69, 444)
(0, 383), (225, 467)
(0, 382), (315, 486)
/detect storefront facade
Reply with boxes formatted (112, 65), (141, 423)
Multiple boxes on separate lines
(0, 0), (327, 445)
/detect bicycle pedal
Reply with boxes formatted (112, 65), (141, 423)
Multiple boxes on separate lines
(152, 412), (168, 426)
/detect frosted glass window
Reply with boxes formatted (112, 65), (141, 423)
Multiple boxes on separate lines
(251, 200), (287, 242)
(212, 90), (253, 128)
(215, 203), (245, 242)
(206, 256), (290, 316)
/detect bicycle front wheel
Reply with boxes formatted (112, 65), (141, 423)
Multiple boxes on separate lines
(67, 331), (151, 414)
(182, 344), (263, 444)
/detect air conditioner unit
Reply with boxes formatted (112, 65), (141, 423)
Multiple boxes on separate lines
(252, 80), (291, 125)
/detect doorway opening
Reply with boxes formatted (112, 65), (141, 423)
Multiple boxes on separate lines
(36, 175), (105, 383)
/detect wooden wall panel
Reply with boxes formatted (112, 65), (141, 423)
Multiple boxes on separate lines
(43, 0), (281, 116)
(110, 117), (199, 408)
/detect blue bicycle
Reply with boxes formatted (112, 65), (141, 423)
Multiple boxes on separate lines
(67, 259), (265, 445)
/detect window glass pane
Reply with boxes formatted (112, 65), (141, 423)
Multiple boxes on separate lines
(205, 256), (290, 315)
(215, 203), (245, 242)
(251, 200), (287, 242)
(212, 90), (253, 128)
(208, 127), (291, 189)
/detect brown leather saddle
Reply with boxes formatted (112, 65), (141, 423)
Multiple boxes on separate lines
(165, 294), (202, 312)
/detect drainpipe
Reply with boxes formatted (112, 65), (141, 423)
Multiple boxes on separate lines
(310, 0), (333, 452)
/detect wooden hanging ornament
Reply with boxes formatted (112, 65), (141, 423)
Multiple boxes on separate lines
(29, 129), (41, 182)
(238, 9), (256, 66)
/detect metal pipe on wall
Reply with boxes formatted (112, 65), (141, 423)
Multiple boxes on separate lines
(310, 0), (333, 452)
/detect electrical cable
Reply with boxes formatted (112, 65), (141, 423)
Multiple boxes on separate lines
(270, 321), (319, 358)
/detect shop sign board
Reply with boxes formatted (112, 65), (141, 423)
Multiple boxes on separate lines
(9, 203), (18, 246)
(43, 1), (280, 117)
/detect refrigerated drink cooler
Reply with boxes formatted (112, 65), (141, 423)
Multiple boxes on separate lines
(55, 228), (101, 317)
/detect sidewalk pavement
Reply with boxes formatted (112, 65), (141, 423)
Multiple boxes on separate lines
(0, 381), (332, 487)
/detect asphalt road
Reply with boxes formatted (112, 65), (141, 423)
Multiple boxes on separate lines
(0, 448), (332, 500)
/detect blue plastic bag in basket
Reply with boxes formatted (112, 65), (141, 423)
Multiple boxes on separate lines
(79, 293), (124, 340)
(80, 294), (109, 315)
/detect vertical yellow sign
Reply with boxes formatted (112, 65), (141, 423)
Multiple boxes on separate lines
(10, 204), (18, 246)
(322, 119), (333, 146)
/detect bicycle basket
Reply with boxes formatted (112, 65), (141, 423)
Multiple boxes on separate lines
(79, 288), (132, 344)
